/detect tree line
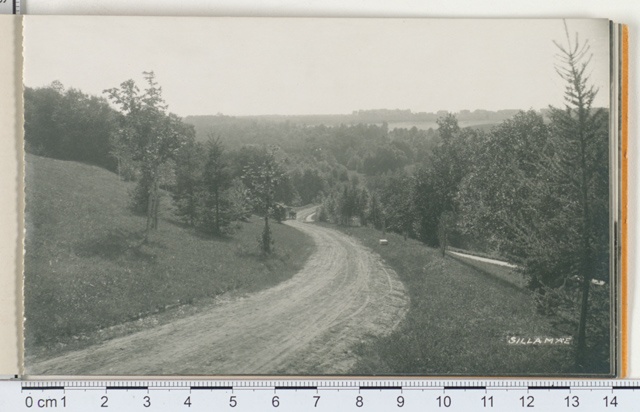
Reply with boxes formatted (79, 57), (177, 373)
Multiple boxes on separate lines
(24, 73), (299, 253)
(24, 75), (434, 252)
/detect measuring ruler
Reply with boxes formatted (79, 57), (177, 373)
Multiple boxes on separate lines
(1, 379), (639, 411)
(0, 0), (19, 14)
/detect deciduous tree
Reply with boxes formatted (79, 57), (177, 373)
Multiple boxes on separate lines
(25, 82), (118, 171)
(104, 71), (188, 239)
(242, 147), (286, 254)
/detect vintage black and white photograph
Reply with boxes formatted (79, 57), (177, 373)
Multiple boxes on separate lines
(22, 16), (615, 376)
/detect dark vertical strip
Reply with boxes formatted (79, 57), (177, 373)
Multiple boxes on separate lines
(22, 386), (65, 391)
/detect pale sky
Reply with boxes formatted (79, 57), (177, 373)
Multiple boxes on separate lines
(23, 16), (610, 117)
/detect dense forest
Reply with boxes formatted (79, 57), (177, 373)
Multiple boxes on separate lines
(24, 29), (611, 370)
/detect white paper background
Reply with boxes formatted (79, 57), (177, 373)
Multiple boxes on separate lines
(1, 0), (637, 377)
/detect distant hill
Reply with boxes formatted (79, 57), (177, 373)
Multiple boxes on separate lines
(184, 108), (525, 141)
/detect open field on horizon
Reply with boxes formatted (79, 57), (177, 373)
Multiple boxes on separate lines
(385, 119), (501, 131)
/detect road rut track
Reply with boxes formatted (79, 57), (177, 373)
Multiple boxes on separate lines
(27, 207), (409, 375)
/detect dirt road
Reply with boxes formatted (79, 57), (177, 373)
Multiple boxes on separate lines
(27, 207), (408, 375)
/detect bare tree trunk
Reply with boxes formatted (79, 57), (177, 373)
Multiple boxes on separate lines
(145, 188), (154, 242)
(576, 269), (592, 368)
(438, 214), (448, 257)
(263, 214), (271, 254)
(144, 172), (160, 241)
(152, 179), (159, 230)
(575, 109), (594, 370)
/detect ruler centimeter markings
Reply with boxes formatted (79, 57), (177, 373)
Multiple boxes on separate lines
(2, 380), (640, 411)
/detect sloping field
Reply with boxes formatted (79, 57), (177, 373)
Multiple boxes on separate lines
(27, 207), (409, 375)
(323, 224), (577, 375)
(24, 154), (314, 357)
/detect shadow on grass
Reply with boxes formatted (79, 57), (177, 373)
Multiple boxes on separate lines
(190, 230), (235, 243)
(75, 229), (158, 262)
(163, 216), (236, 243)
(162, 216), (193, 230)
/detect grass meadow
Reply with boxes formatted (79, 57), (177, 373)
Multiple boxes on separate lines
(24, 154), (314, 354)
(327, 224), (575, 375)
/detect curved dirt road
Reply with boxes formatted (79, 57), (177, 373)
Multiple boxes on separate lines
(28, 207), (408, 375)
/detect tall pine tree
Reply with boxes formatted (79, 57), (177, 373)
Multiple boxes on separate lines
(549, 21), (609, 369)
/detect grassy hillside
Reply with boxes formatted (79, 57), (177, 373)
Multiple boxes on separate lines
(24, 154), (314, 352)
(323, 224), (577, 375)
